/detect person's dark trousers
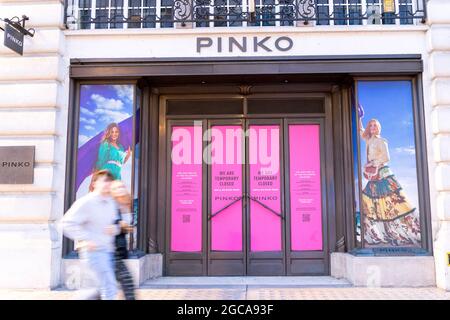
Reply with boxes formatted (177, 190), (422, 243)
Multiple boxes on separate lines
(114, 253), (136, 300)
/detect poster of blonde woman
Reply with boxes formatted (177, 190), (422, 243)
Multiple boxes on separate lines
(357, 81), (421, 247)
(75, 84), (135, 198)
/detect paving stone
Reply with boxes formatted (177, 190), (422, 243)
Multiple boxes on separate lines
(0, 287), (449, 300)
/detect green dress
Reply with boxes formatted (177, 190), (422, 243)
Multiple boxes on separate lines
(95, 141), (127, 180)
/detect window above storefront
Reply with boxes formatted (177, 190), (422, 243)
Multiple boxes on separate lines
(65, 0), (427, 30)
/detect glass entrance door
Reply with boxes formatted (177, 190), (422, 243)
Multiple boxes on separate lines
(207, 120), (285, 275)
(208, 121), (245, 275)
(246, 120), (285, 275)
(166, 116), (327, 276)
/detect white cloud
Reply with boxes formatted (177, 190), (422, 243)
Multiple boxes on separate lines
(78, 135), (90, 146)
(401, 119), (413, 127)
(80, 117), (96, 125)
(95, 108), (131, 123)
(112, 85), (133, 102)
(80, 107), (95, 117)
(84, 125), (95, 131)
(395, 146), (416, 155)
(86, 93), (131, 124)
(91, 94), (124, 111)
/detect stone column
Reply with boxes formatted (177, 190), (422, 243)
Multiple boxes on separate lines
(428, 0), (450, 291)
(0, 0), (66, 289)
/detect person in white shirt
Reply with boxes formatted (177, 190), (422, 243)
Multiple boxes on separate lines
(62, 170), (119, 300)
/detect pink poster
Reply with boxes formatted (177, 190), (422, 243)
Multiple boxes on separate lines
(249, 125), (282, 252)
(170, 125), (203, 252)
(289, 125), (323, 251)
(211, 126), (243, 251)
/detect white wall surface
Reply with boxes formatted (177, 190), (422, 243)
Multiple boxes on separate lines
(0, 0), (65, 289)
(62, 11), (441, 289)
(427, 0), (450, 291)
(65, 26), (429, 59)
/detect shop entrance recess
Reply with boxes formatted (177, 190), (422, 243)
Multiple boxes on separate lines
(162, 94), (332, 276)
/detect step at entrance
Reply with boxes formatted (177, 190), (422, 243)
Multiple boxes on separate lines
(142, 276), (352, 289)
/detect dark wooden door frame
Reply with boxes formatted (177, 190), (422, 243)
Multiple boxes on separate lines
(159, 92), (335, 276)
(207, 119), (246, 276)
(64, 55), (433, 260)
(163, 119), (208, 276)
(69, 55), (423, 79)
(245, 118), (286, 276)
(283, 117), (330, 276)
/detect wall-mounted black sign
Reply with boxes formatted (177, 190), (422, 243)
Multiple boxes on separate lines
(1, 16), (35, 56)
(4, 23), (24, 55)
(0, 146), (35, 184)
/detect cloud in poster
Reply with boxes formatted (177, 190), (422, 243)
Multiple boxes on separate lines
(401, 119), (413, 127)
(80, 117), (96, 125)
(112, 85), (133, 102)
(394, 145), (416, 155)
(88, 93), (131, 124)
(91, 94), (124, 111)
(80, 107), (95, 117)
(95, 108), (131, 123)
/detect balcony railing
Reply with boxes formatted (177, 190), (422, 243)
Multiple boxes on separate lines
(65, 0), (427, 30)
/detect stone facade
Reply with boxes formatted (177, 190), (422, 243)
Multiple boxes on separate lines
(0, 0), (448, 290)
(428, 0), (450, 291)
(0, 0), (66, 289)
(331, 253), (436, 287)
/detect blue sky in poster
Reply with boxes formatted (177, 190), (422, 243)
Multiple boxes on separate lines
(78, 84), (133, 146)
(357, 80), (419, 207)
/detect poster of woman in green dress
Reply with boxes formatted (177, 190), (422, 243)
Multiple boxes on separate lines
(75, 84), (134, 199)
(95, 123), (132, 180)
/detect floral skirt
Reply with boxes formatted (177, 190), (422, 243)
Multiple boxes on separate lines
(361, 166), (421, 246)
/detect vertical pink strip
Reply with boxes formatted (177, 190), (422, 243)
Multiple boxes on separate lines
(211, 126), (243, 251)
(249, 125), (282, 252)
(170, 126), (203, 252)
(289, 125), (323, 251)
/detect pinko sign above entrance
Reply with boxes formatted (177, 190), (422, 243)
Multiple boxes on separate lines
(196, 36), (294, 53)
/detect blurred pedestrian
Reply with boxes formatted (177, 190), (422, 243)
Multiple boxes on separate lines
(62, 170), (119, 300)
(110, 180), (136, 300)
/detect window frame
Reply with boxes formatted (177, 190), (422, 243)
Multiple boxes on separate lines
(350, 75), (432, 255)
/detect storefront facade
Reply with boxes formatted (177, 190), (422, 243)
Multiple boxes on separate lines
(0, 0), (449, 289)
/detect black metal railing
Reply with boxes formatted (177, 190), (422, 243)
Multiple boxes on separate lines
(65, 0), (427, 30)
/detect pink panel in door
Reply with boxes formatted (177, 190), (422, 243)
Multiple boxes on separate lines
(211, 126), (243, 251)
(289, 124), (323, 251)
(249, 125), (282, 252)
(170, 125), (203, 252)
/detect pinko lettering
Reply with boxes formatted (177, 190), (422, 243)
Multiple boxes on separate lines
(2, 161), (31, 167)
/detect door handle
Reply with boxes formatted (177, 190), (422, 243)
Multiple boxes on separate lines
(209, 194), (284, 220)
(209, 196), (243, 220)
(247, 194), (284, 219)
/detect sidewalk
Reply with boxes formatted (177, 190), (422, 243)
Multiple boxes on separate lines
(0, 287), (449, 300)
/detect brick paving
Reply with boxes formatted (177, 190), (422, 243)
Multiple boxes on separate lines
(0, 286), (449, 300)
(245, 287), (450, 300)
